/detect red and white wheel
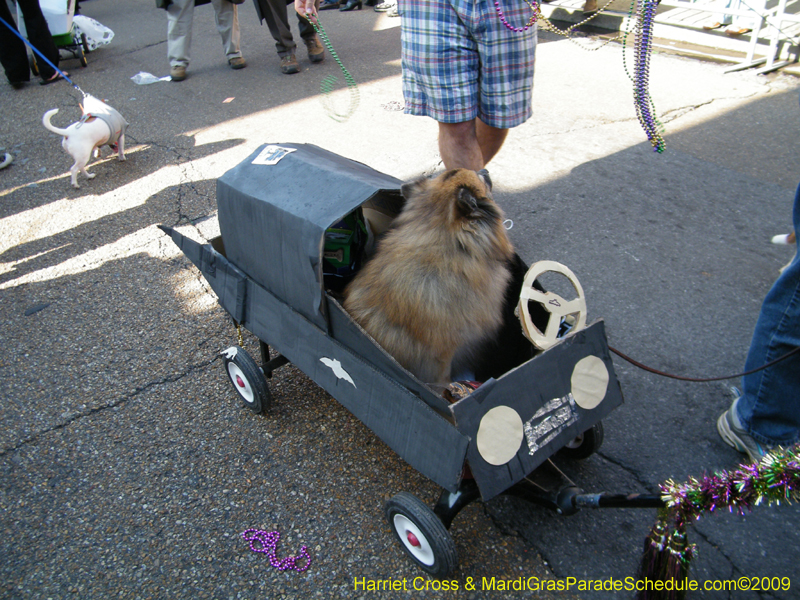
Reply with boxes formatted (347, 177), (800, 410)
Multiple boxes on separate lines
(385, 492), (457, 578)
(393, 513), (436, 567)
(221, 345), (271, 414)
(227, 361), (255, 403)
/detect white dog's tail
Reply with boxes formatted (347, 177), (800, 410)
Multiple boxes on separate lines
(42, 109), (70, 137)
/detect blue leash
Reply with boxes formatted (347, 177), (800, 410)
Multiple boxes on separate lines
(0, 14), (83, 93)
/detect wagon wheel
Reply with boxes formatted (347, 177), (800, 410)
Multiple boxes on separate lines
(385, 492), (457, 578)
(29, 55), (39, 77)
(81, 33), (90, 53)
(78, 45), (87, 68)
(558, 421), (604, 460)
(221, 345), (272, 414)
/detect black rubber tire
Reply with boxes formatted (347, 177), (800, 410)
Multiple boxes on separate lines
(30, 55), (39, 76)
(78, 46), (87, 67)
(558, 421), (604, 460)
(81, 33), (90, 53)
(385, 492), (457, 579)
(222, 345), (271, 414)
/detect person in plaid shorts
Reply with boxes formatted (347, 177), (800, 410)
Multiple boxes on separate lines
(399, 0), (537, 170)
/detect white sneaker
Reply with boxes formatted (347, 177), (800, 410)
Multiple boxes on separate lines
(717, 395), (774, 463)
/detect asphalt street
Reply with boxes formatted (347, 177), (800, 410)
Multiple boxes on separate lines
(1, 0), (799, 598)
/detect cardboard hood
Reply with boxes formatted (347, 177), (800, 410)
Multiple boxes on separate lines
(216, 143), (404, 330)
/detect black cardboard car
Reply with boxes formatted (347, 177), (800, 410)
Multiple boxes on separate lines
(160, 143), (642, 577)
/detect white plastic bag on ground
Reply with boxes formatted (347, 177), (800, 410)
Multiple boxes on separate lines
(73, 15), (114, 51)
(131, 72), (171, 85)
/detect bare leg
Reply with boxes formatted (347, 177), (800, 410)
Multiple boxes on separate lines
(438, 121), (482, 171)
(438, 119), (508, 171)
(117, 135), (126, 161)
(476, 119), (508, 167)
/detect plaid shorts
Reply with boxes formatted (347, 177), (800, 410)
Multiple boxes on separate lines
(400, 0), (537, 128)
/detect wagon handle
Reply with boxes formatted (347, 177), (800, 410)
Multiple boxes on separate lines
(570, 491), (666, 510)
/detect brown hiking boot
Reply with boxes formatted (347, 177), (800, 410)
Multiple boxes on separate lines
(304, 36), (325, 63)
(170, 65), (187, 81)
(280, 54), (300, 74)
(228, 56), (247, 70)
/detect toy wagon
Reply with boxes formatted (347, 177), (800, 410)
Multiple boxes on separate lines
(161, 144), (658, 577)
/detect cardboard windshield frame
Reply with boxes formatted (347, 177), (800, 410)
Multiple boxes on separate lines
(450, 320), (623, 501)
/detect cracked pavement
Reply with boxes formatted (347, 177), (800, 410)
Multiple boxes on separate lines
(1, 0), (799, 598)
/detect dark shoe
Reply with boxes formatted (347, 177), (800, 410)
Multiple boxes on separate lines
(170, 65), (187, 81)
(319, 0), (339, 9)
(280, 54), (300, 74)
(10, 80), (26, 90)
(339, 0), (362, 11)
(228, 56), (247, 69)
(304, 36), (325, 63)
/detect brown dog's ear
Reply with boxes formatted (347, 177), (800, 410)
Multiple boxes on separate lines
(456, 186), (478, 218)
(477, 169), (492, 191)
(400, 175), (429, 199)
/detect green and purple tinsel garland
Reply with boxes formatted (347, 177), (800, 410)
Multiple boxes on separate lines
(636, 444), (800, 600)
(662, 444), (800, 525)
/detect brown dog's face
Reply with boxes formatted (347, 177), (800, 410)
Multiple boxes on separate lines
(399, 169), (511, 259)
(401, 169), (496, 223)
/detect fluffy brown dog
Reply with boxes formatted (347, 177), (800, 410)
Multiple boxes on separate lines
(344, 169), (514, 386)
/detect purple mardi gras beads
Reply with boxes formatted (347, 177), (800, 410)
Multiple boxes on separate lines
(242, 529), (312, 573)
(494, 0), (666, 152)
(633, 0), (665, 152)
(494, 0), (538, 33)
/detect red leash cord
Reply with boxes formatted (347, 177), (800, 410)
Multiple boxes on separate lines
(608, 345), (800, 383)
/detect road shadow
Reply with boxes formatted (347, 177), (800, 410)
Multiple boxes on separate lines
(0, 134), (244, 222)
(0, 172), (235, 286)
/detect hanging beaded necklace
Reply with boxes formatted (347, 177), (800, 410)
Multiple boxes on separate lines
(493, 0), (538, 31)
(625, 0), (666, 152)
(495, 0), (666, 153)
(305, 16), (360, 123)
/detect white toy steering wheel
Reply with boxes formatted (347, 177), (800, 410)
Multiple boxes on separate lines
(517, 261), (587, 351)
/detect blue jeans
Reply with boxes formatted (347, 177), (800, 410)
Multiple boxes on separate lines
(737, 181), (800, 446)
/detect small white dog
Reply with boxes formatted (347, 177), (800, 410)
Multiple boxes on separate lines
(42, 94), (128, 188)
